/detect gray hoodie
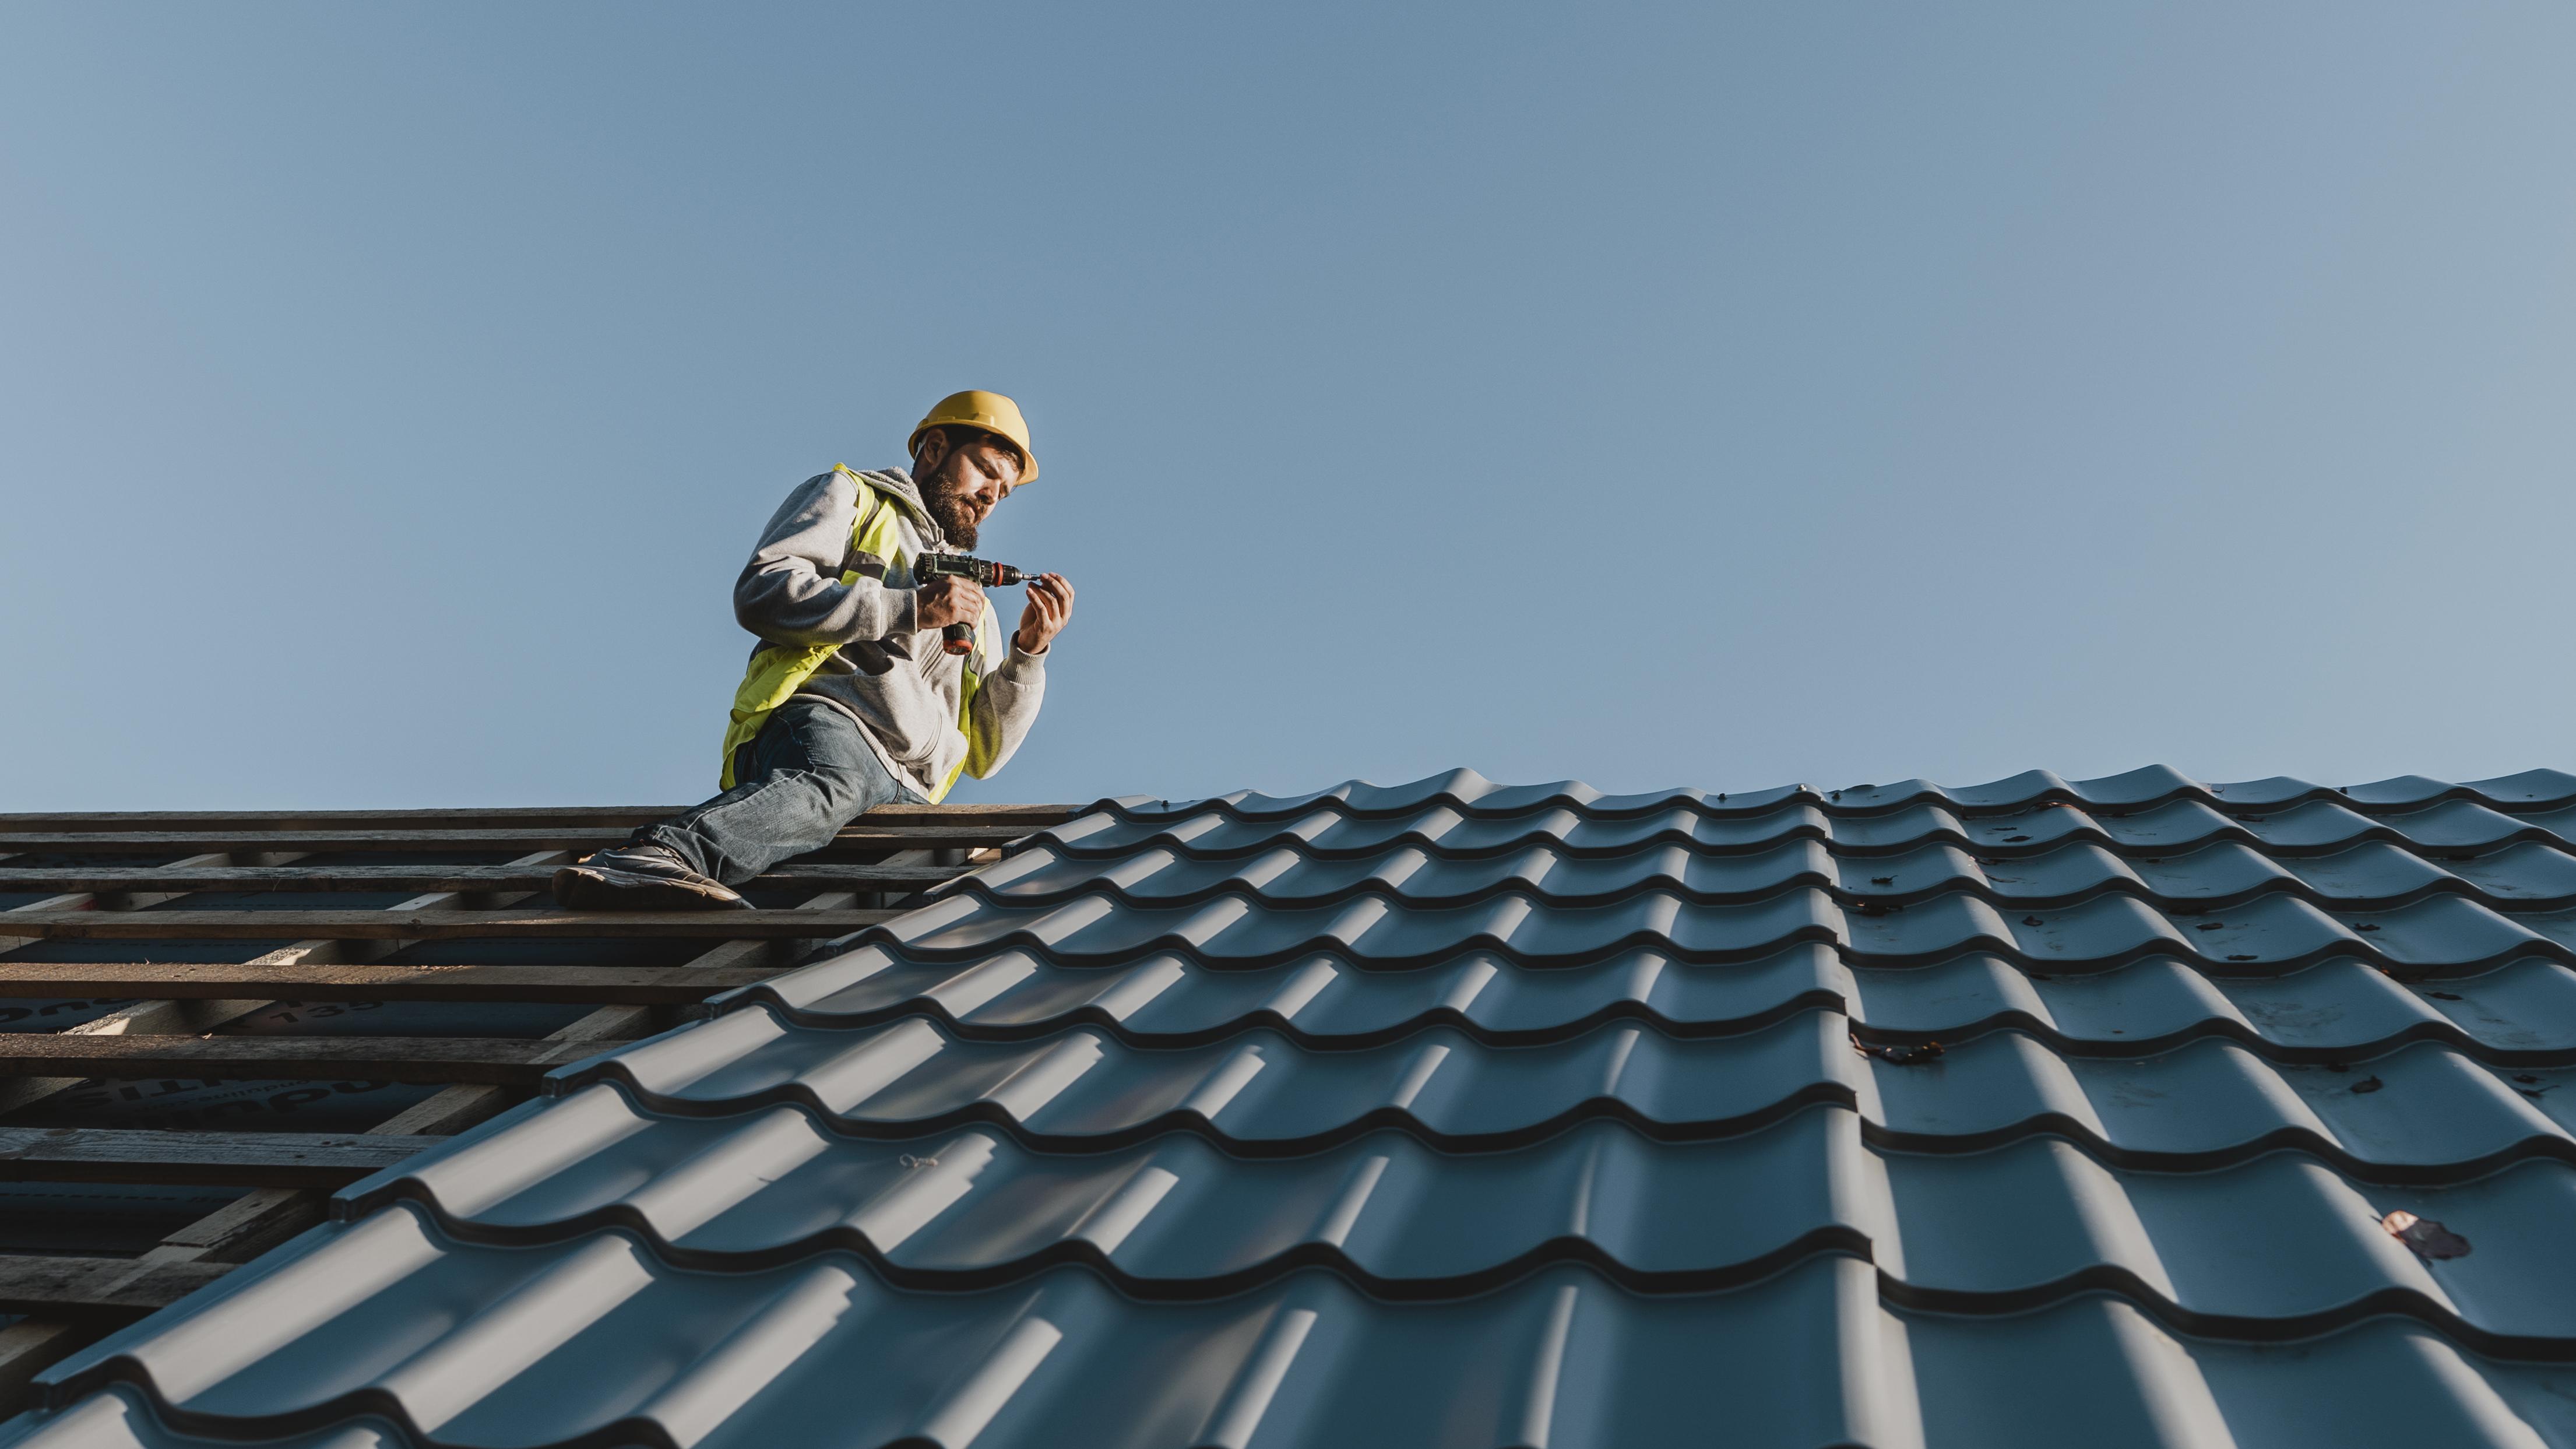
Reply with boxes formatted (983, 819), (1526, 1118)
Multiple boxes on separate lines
(732, 466), (1047, 800)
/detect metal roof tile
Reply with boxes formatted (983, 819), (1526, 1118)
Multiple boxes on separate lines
(22, 768), (2576, 1447)
(24, 1242), (2576, 1449)
(740, 940), (2576, 1058)
(317, 1100), (2576, 1345)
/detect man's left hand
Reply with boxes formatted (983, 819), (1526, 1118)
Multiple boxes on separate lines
(1012, 574), (1075, 655)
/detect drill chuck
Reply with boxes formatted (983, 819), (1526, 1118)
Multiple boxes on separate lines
(916, 553), (1037, 655)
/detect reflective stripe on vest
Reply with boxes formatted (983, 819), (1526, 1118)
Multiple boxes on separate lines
(716, 466), (999, 801)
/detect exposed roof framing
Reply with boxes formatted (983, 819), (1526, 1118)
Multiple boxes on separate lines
(0, 802), (1073, 1417)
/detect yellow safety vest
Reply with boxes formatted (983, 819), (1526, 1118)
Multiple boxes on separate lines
(716, 466), (1001, 802)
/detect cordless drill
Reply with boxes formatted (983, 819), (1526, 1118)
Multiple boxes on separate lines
(914, 553), (1037, 656)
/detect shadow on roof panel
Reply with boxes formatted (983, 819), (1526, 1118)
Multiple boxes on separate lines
(22, 1236), (2576, 1449)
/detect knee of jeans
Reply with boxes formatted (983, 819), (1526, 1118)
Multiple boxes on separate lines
(805, 763), (898, 813)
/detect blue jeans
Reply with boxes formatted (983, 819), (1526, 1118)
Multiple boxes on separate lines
(634, 698), (923, 885)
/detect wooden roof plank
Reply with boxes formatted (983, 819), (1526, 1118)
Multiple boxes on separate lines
(0, 1254), (233, 1315)
(0, 827), (1031, 853)
(0, 863), (963, 894)
(0, 962), (780, 1004)
(0, 908), (899, 940)
(0, 803), (1081, 832)
(0, 1034), (592, 1086)
(0, 1127), (437, 1187)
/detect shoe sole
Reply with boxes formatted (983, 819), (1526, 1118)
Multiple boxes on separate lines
(551, 865), (754, 912)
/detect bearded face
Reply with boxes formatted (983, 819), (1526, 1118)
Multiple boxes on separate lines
(913, 432), (1021, 550)
(921, 463), (983, 550)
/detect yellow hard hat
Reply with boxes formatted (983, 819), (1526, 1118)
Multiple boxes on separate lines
(909, 390), (1039, 484)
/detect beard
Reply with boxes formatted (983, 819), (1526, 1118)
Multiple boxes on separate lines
(920, 470), (981, 550)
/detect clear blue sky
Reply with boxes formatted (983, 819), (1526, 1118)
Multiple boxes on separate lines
(5, 3), (2571, 810)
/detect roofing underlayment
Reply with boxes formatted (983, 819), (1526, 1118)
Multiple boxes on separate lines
(10, 767), (2576, 1447)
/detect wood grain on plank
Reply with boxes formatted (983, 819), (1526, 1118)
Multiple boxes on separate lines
(0, 1034), (593, 1085)
(0, 863), (963, 894)
(0, 962), (780, 1003)
(0, 827), (1032, 853)
(0, 1127), (438, 1186)
(0, 1254), (232, 1314)
(0, 803), (1078, 833)
(0, 908), (900, 940)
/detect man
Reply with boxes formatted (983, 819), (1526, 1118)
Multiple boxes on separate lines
(553, 390), (1074, 910)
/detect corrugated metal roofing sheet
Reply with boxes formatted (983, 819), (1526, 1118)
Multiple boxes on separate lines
(14, 766), (2576, 1448)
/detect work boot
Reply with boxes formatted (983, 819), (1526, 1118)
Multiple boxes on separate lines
(551, 843), (754, 912)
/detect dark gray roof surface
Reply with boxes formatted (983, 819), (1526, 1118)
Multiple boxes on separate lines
(14, 766), (2576, 1448)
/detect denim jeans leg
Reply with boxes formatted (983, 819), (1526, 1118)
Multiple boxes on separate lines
(635, 699), (921, 885)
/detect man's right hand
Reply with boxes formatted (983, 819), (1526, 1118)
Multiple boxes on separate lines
(915, 575), (986, 632)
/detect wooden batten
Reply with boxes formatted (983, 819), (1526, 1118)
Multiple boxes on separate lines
(0, 861), (963, 895)
(0, 825), (1034, 854)
(0, 802), (1078, 833)
(0, 908), (903, 941)
(0, 809), (1014, 1385)
(0, 962), (783, 1004)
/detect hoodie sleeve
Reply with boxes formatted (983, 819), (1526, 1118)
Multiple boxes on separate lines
(963, 642), (1048, 780)
(733, 472), (919, 646)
